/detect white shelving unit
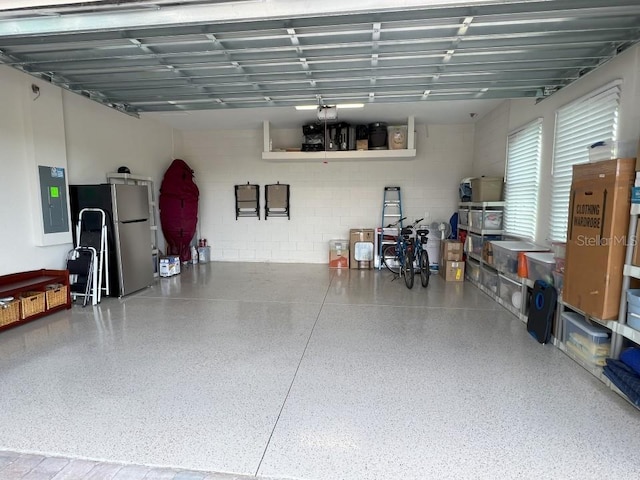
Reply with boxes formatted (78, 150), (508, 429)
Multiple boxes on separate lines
(459, 201), (541, 323)
(107, 173), (160, 278)
(262, 116), (416, 161)
(556, 197), (640, 407)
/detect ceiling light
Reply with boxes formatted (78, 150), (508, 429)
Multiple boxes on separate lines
(336, 103), (364, 109)
(295, 103), (364, 111)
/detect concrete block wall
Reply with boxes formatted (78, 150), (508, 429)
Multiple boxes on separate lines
(176, 122), (474, 264)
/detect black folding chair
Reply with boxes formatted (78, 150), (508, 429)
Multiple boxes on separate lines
(66, 247), (96, 307)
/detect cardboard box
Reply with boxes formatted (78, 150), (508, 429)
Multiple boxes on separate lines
(329, 240), (349, 269)
(350, 229), (375, 269)
(159, 256), (181, 277)
(563, 158), (635, 320)
(442, 260), (465, 282)
(441, 240), (463, 262)
(483, 240), (494, 266)
(471, 177), (504, 202)
(356, 139), (368, 151)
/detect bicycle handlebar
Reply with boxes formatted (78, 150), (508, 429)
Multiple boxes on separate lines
(385, 216), (407, 228)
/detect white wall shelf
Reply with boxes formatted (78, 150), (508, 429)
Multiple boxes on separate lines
(262, 116), (416, 162)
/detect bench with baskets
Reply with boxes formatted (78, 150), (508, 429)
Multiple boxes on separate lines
(0, 269), (71, 332)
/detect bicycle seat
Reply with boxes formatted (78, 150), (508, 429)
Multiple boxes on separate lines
(416, 228), (429, 237)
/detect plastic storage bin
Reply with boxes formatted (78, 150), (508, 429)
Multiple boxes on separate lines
(458, 209), (469, 226)
(491, 241), (548, 276)
(481, 265), (499, 294)
(498, 274), (523, 310)
(626, 290), (640, 330)
(552, 270), (564, 294)
(551, 242), (566, 259)
(469, 210), (503, 230)
(466, 259), (481, 283)
(467, 234), (501, 257)
(467, 233), (483, 256)
(561, 312), (610, 367)
(525, 252), (555, 284)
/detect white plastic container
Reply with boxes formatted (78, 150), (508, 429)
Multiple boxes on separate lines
(466, 259), (481, 283)
(469, 210), (503, 230)
(552, 270), (564, 294)
(491, 241), (548, 275)
(498, 274), (523, 310)
(458, 209), (469, 226)
(562, 312), (610, 366)
(480, 265), (498, 294)
(525, 252), (555, 284)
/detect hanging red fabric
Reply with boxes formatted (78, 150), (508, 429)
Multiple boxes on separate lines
(159, 159), (199, 263)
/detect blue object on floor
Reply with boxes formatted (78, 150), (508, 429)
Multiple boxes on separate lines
(620, 348), (640, 377)
(603, 359), (640, 407)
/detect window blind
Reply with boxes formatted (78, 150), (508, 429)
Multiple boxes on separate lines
(504, 119), (542, 240)
(549, 84), (620, 242)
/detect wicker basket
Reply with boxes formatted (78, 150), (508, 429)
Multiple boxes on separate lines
(0, 299), (20, 327)
(20, 291), (45, 319)
(46, 285), (68, 309)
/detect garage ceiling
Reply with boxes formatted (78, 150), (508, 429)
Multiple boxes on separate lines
(1, 0), (639, 116)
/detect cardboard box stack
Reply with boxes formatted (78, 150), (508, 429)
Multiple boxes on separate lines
(440, 240), (464, 282)
(563, 158), (635, 320)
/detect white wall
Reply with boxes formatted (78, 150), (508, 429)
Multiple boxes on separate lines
(175, 123), (474, 263)
(0, 65), (174, 276)
(472, 100), (510, 177)
(63, 91), (175, 186)
(472, 44), (640, 244)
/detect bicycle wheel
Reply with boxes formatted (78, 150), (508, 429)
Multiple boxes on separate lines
(382, 244), (401, 274)
(420, 249), (430, 288)
(403, 250), (414, 289)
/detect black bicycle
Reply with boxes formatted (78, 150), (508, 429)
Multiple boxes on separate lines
(382, 218), (424, 289)
(415, 226), (431, 287)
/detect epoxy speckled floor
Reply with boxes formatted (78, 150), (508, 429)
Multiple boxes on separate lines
(1, 263), (639, 479)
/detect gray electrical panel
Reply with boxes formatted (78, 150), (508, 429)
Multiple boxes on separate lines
(38, 165), (69, 234)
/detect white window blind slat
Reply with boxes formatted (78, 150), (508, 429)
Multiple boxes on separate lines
(504, 119), (542, 240)
(549, 84), (620, 241)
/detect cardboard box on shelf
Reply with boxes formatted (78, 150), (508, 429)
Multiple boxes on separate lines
(159, 256), (180, 277)
(350, 229), (375, 269)
(483, 241), (494, 266)
(329, 240), (349, 269)
(442, 261), (465, 282)
(356, 139), (368, 151)
(441, 240), (463, 262)
(471, 177), (504, 202)
(564, 158), (635, 320)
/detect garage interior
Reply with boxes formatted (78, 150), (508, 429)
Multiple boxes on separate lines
(2, 1), (640, 479)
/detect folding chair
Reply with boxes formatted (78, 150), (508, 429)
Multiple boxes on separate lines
(265, 182), (290, 220)
(66, 247), (97, 307)
(235, 183), (260, 219)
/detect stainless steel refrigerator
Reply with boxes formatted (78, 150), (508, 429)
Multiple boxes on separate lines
(69, 183), (154, 297)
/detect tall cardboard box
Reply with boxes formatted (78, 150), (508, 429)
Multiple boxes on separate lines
(563, 158), (635, 320)
(442, 261), (465, 282)
(350, 228), (375, 269)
